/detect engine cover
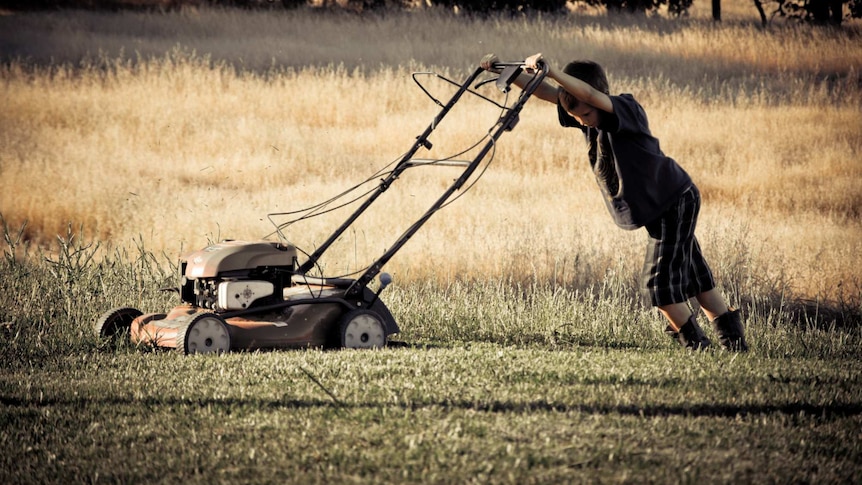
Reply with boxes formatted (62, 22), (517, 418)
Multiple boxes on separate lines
(217, 281), (274, 311)
(184, 240), (297, 279)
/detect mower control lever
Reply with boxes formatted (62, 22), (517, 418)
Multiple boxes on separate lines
(495, 65), (523, 92)
(379, 272), (392, 291)
(368, 272), (392, 305)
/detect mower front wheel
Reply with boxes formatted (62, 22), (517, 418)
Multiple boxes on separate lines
(94, 307), (143, 343)
(176, 313), (232, 355)
(339, 309), (386, 349)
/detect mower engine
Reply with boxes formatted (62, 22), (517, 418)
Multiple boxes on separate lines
(179, 240), (298, 311)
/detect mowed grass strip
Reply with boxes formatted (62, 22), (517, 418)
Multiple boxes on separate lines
(1, 346), (861, 484)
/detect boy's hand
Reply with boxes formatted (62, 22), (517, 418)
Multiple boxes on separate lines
(480, 53), (500, 72)
(525, 53), (543, 72)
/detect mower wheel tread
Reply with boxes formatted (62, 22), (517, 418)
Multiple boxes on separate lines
(94, 307), (143, 342)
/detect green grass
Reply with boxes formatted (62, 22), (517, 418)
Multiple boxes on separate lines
(2, 223), (861, 483)
(2, 347), (861, 483)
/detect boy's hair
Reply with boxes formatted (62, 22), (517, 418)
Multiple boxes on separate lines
(558, 60), (610, 112)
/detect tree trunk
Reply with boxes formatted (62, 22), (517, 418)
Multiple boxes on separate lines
(810, 0), (830, 23)
(752, 0), (768, 27)
(712, 0), (721, 20)
(829, 0), (843, 25)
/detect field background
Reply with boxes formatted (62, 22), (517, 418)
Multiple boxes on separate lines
(2, 2), (862, 483)
(2, 1), (861, 302)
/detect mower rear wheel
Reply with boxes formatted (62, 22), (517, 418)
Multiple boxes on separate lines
(339, 309), (386, 349)
(94, 307), (143, 342)
(176, 313), (231, 355)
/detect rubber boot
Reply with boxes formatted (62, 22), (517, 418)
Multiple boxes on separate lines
(712, 309), (749, 352)
(665, 315), (711, 351)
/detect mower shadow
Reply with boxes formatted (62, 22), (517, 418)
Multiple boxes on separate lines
(4, 394), (860, 422)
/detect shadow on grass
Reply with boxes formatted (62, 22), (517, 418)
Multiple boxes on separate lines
(3, 394), (860, 421)
(387, 338), (650, 351)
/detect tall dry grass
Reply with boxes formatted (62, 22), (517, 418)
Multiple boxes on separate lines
(1, 5), (860, 304)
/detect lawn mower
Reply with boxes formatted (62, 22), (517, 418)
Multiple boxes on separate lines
(94, 59), (549, 354)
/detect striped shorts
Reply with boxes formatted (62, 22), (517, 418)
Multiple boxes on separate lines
(642, 185), (716, 307)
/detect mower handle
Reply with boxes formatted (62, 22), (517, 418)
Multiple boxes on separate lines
(490, 59), (547, 70)
(298, 60), (550, 293)
(482, 59), (547, 93)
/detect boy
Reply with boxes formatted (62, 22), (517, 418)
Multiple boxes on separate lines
(481, 53), (748, 351)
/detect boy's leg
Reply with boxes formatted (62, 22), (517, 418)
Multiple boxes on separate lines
(693, 288), (729, 322)
(643, 186), (711, 350)
(659, 302), (711, 350)
(690, 259), (749, 352)
(658, 302), (694, 331)
(642, 188), (702, 311)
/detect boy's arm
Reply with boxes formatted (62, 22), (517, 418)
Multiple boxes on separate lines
(512, 73), (559, 103)
(525, 53), (614, 114)
(480, 54), (559, 104)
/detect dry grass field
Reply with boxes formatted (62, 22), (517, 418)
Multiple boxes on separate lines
(1, 2), (860, 306)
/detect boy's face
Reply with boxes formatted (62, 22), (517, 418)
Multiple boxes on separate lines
(560, 91), (601, 128)
(565, 101), (600, 128)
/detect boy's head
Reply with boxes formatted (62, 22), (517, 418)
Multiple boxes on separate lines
(558, 60), (609, 126)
